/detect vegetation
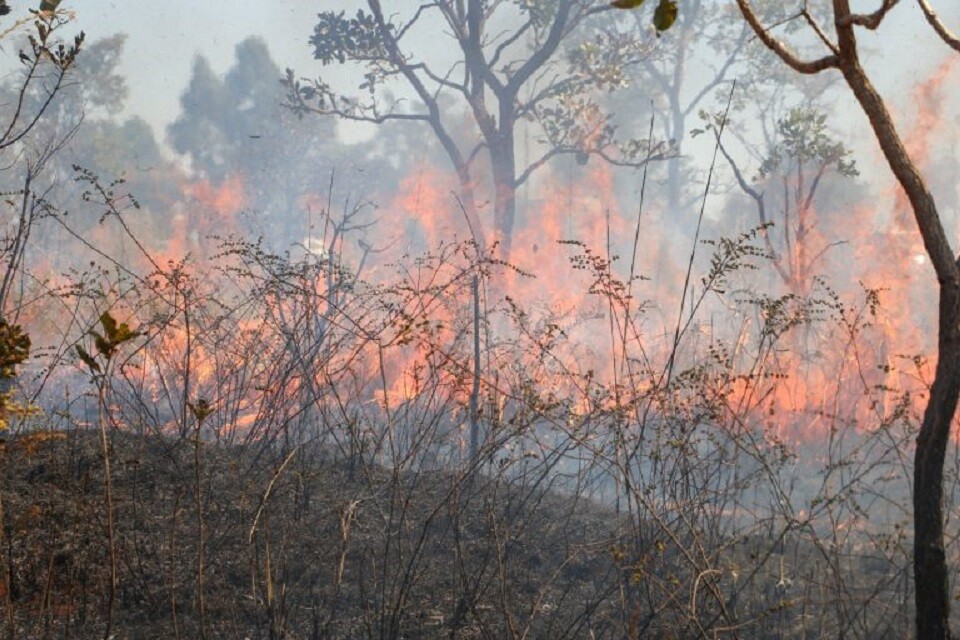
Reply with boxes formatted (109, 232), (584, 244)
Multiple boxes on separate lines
(285, 0), (672, 259)
(0, 1), (955, 639)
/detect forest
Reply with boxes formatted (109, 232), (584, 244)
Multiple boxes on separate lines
(0, 0), (958, 638)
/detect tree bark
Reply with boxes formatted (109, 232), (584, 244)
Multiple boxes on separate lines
(733, 0), (960, 635)
(915, 287), (960, 640)
(490, 135), (517, 261)
(832, 21), (958, 640)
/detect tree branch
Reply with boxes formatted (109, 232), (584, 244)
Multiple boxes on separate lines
(716, 136), (792, 284)
(800, 8), (839, 55)
(368, 0), (472, 175)
(396, 2), (441, 40)
(514, 147), (562, 188)
(916, 0), (960, 52)
(489, 16), (535, 69)
(505, 0), (574, 95)
(409, 61), (468, 94)
(734, 0), (840, 74)
(838, 0), (901, 30)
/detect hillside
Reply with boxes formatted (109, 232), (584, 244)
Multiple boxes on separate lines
(0, 429), (624, 639)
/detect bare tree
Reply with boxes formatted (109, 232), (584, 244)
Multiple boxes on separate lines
(286, 0), (671, 260)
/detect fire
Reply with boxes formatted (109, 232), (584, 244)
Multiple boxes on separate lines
(843, 55), (959, 412)
(188, 173), (248, 218)
(390, 163), (466, 252)
(151, 173), (249, 266)
(15, 55), (955, 452)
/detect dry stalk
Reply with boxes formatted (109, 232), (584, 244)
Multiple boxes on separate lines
(97, 386), (116, 640)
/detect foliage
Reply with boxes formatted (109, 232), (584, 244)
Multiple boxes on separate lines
(287, 0), (670, 257)
(0, 319), (30, 378)
(610, 0), (678, 32)
(758, 108), (859, 179)
(310, 10), (394, 66)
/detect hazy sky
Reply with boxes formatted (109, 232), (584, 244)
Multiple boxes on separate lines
(61, 0), (360, 139)
(16, 0), (960, 172)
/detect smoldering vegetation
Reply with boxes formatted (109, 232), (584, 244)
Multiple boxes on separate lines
(0, 2), (958, 639)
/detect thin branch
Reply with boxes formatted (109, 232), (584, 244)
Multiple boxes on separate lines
(734, 0), (839, 74)
(409, 61), (468, 94)
(465, 140), (488, 169)
(916, 0), (960, 52)
(514, 146), (563, 187)
(594, 146), (670, 169)
(395, 2), (440, 40)
(505, 0), (574, 95)
(294, 94), (433, 126)
(800, 8), (839, 55)
(489, 16), (535, 69)
(716, 136), (791, 285)
(839, 0), (901, 30)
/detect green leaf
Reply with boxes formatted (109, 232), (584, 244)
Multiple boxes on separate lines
(76, 345), (100, 374)
(99, 311), (118, 341)
(0, 320), (31, 373)
(653, 0), (678, 31)
(188, 398), (215, 423)
(610, 0), (646, 8)
(115, 322), (142, 344)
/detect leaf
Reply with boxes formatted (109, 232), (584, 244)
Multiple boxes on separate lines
(188, 398), (215, 422)
(0, 321), (31, 372)
(99, 311), (118, 341)
(610, 0), (645, 8)
(653, 0), (678, 31)
(114, 322), (142, 343)
(76, 345), (100, 374)
(96, 312), (141, 355)
(93, 334), (114, 358)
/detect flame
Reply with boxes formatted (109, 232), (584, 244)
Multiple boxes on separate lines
(188, 173), (248, 218)
(12, 58), (957, 451)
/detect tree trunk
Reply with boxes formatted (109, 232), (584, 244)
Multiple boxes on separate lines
(490, 121), (517, 262)
(734, 0), (960, 634)
(468, 274), (481, 462)
(837, 30), (958, 640)
(915, 286), (960, 640)
(454, 164), (486, 250)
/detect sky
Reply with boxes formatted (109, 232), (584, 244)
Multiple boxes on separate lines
(4, 0), (958, 179)
(60, 0), (360, 143)
(54, 1), (959, 143)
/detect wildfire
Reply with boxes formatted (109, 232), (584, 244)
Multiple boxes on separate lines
(17, 56), (956, 450)
(188, 173), (248, 218)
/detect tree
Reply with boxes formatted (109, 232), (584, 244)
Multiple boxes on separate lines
(619, 0), (747, 214)
(706, 106), (859, 295)
(0, 32), (188, 267)
(286, 0), (671, 260)
(623, 0), (960, 636)
(0, 9), (83, 319)
(170, 37), (372, 248)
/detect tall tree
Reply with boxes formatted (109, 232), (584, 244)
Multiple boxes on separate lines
(287, 0), (670, 260)
(622, 0), (746, 214)
(7, 33), (181, 253)
(624, 0), (960, 636)
(707, 106), (859, 295)
(170, 38), (364, 247)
